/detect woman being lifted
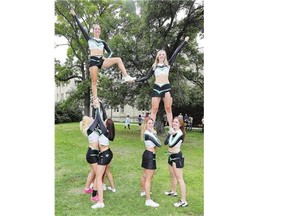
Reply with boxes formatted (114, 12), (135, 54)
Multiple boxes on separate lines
(136, 37), (189, 131)
(70, 10), (136, 108)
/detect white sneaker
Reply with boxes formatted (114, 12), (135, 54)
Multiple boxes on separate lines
(174, 200), (188, 207)
(145, 199), (159, 207)
(140, 191), (152, 197)
(164, 191), (178, 197)
(107, 186), (116, 192)
(122, 75), (136, 83)
(91, 202), (105, 209)
(102, 184), (107, 191)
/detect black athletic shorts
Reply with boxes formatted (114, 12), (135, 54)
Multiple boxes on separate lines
(86, 147), (99, 164)
(151, 83), (172, 98)
(88, 56), (104, 69)
(98, 148), (113, 165)
(141, 150), (156, 170)
(168, 151), (184, 168)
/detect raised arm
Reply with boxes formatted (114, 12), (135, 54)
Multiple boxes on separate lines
(87, 108), (100, 135)
(70, 10), (90, 41)
(144, 131), (161, 147)
(168, 36), (189, 66)
(168, 132), (183, 148)
(135, 67), (154, 82)
(95, 108), (108, 136)
(103, 41), (113, 58)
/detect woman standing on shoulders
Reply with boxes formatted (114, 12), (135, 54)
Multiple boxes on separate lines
(140, 117), (161, 207)
(136, 37), (189, 130)
(70, 10), (136, 108)
(164, 116), (188, 207)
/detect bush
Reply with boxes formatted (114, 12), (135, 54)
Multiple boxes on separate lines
(55, 102), (82, 124)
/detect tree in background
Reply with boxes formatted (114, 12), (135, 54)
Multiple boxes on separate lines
(55, 0), (204, 132)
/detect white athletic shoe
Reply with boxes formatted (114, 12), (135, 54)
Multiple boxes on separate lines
(91, 202), (105, 209)
(102, 184), (107, 191)
(145, 199), (159, 207)
(140, 191), (152, 197)
(164, 191), (178, 197)
(174, 200), (188, 207)
(107, 186), (116, 192)
(122, 75), (136, 83)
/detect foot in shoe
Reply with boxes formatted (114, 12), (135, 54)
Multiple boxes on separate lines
(90, 195), (99, 202)
(91, 202), (105, 209)
(174, 200), (188, 207)
(145, 199), (159, 207)
(107, 186), (116, 192)
(140, 191), (152, 197)
(122, 75), (136, 83)
(164, 191), (178, 196)
(83, 188), (93, 194)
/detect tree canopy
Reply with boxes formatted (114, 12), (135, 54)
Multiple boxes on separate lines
(55, 0), (204, 126)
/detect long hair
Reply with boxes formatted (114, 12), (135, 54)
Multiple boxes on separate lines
(140, 116), (154, 141)
(152, 50), (169, 70)
(80, 116), (91, 136)
(106, 118), (115, 141)
(174, 116), (186, 142)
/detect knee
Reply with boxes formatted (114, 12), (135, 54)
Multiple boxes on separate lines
(151, 106), (158, 113)
(116, 57), (122, 64)
(165, 106), (172, 113)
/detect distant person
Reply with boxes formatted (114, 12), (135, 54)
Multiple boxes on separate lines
(178, 113), (183, 120)
(201, 116), (204, 133)
(124, 115), (131, 129)
(183, 114), (189, 129)
(138, 114), (143, 130)
(188, 116), (193, 130)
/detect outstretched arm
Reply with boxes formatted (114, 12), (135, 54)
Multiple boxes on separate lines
(168, 36), (189, 66)
(70, 10), (90, 41)
(135, 67), (154, 82)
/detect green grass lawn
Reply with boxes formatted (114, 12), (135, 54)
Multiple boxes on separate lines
(55, 122), (204, 216)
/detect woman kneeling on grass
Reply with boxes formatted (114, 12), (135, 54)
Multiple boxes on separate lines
(87, 100), (115, 209)
(140, 117), (161, 207)
(164, 116), (188, 207)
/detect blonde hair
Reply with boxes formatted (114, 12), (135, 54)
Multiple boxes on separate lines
(80, 116), (92, 136)
(140, 117), (154, 141)
(152, 50), (169, 70)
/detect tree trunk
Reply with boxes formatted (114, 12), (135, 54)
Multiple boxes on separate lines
(155, 101), (165, 135)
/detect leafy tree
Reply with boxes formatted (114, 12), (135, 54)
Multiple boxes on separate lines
(55, 0), (204, 133)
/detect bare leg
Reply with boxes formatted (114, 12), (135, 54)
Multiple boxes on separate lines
(89, 66), (99, 107)
(163, 92), (173, 127)
(91, 163), (98, 193)
(168, 164), (177, 193)
(173, 164), (187, 202)
(102, 57), (128, 76)
(140, 170), (145, 193)
(95, 164), (107, 203)
(85, 167), (95, 189)
(144, 169), (154, 201)
(102, 57), (136, 82)
(151, 97), (161, 122)
(105, 164), (115, 189)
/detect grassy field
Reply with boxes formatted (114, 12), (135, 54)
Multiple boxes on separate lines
(55, 122), (204, 216)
